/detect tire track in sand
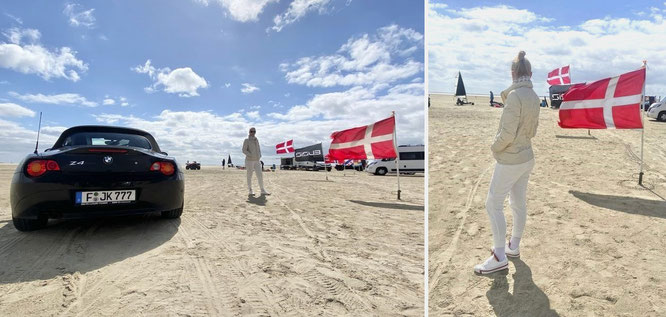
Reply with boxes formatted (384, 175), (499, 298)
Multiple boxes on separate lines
(175, 220), (237, 317)
(428, 164), (492, 294)
(264, 177), (373, 313)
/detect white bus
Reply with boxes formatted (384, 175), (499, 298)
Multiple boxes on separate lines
(365, 145), (424, 175)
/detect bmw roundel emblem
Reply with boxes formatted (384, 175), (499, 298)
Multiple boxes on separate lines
(103, 156), (113, 165)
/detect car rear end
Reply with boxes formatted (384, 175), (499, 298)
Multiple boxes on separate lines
(10, 127), (184, 224)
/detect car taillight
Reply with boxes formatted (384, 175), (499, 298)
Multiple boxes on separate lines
(150, 161), (175, 176)
(26, 160), (60, 177)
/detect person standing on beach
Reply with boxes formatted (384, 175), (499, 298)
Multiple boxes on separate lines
(222, 158), (225, 169)
(474, 51), (540, 274)
(242, 127), (270, 196)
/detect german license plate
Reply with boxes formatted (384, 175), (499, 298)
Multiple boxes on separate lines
(75, 190), (136, 205)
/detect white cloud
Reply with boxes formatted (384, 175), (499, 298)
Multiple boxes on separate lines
(428, 5), (666, 96)
(4, 13), (23, 25)
(0, 118), (62, 162)
(281, 24), (423, 88)
(3, 27), (40, 44)
(120, 96), (129, 107)
(103, 98), (115, 105)
(9, 91), (98, 107)
(241, 83), (259, 94)
(194, 0), (278, 22)
(132, 60), (209, 97)
(246, 111), (260, 119)
(271, 0), (331, 32)
(224, 82), (231, 88)
(63, 3), (96, 28)
(0, 27), (87, 81)
(0, 102), (35, 117)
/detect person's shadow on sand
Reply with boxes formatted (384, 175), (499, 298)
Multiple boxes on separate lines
(247, 194), (267, 206)
(484, 258), (559, 317)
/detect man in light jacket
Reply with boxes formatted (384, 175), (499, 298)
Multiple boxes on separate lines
(242, 127), (269, 196)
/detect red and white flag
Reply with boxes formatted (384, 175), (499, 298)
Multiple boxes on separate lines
(547, 65), (571, 85)
(559, 68), (645, 129)
(328, 115), (397, 161)
(275, 139), (294, 154)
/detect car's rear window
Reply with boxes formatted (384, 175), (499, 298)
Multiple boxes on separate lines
(61, 132), (152, 150)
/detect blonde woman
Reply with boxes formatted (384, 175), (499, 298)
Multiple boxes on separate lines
(475, 51), (540, 274)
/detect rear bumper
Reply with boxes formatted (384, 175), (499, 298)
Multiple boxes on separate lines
(10, 172), (184, 220)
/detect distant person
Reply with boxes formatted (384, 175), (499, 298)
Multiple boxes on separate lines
(474, 51), (540, 275)
(222, 158), (225, 169)
(242, 127), (269, 196)
(260, 160), (264, 170)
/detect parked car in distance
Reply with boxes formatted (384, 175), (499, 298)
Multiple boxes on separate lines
(186, 161), (201, 170)
(366, 145), (425, 176)
(647, 97), (666, 121)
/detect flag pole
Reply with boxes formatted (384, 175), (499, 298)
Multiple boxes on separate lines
(393, 111), (401, 200)
(639, 60), (647, 185)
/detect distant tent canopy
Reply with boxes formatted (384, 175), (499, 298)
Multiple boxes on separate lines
(228, 154), (232, 165)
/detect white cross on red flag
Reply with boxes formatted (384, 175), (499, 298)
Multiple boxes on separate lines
(328, 115), (397, 161)
(275, 139), (294, 154)
(559, 68), (645, 129)
(547, 65), (571, 85)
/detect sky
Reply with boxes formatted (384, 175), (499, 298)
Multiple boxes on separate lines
(428, 0), (666, 98)
(0, 0), (425, 165)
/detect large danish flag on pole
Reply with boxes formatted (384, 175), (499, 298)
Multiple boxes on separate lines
(559, 68), (645, 129)
(547, 65), (571, 85)
(328, 115), (397, 161)
(275, 139), (294, 154)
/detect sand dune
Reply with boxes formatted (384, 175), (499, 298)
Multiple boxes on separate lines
(428, 94), (666, 316)
(0, 166), (424, 316)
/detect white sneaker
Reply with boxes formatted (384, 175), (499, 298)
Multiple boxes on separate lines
(474, 251), (508, 274)
(506, 241), (520, 258)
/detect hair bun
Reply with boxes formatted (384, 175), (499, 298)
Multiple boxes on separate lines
(518, 51), (526, 60)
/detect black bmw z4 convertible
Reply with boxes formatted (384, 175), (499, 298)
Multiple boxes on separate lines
(10, 125), (184, 231)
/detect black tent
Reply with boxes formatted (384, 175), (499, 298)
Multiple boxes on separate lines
(227, 154), (232, 166)
(455, 72), (474, 105)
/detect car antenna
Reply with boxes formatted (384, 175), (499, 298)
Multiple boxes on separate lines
(34, 112), (42, 154)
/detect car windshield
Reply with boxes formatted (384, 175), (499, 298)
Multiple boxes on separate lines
(61, 132), (152, 150)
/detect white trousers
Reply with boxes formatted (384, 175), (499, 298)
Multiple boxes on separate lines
(246, 160), (265, 192)
(485, 159), (535, 249)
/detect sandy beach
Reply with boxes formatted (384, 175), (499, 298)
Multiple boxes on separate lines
(0, 166), (424, 316)
(428, 94), (666, 316)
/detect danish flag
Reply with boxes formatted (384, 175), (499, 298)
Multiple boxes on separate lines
(328, 115), (397, 161)
(275, 139), (294, 154)
(547, 65), (571, 85)
(559, 68), (645, 129)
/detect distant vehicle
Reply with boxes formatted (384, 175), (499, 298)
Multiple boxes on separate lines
(10, 125), (184, 231)
(366, 145), (424, 176)
(315, 162), (333, 172)
(647, 97), (666, 121)
(334, 159), (362, 171)
(185, 161), (201, 170)
(642, 96), (657, 111)
(280, 157), (295, 170)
